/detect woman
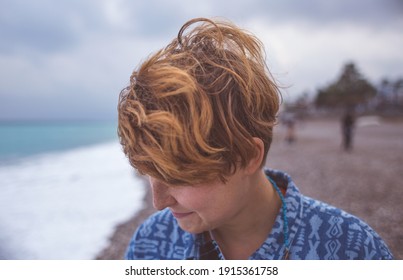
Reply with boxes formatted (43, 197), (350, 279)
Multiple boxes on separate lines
(117, 18), (392, 260)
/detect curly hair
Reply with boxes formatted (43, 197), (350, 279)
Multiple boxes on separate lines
(118, 18), (281, 185)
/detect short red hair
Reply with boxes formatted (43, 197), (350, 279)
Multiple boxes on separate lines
(118, 18), (280, 185)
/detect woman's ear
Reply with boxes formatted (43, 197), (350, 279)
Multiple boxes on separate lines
(245, 138), (265, 175)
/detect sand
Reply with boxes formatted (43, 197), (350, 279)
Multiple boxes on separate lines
(96, 117), (403, 259)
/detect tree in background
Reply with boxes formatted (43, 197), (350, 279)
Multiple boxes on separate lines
(392, 78), (403, 107)
(377, 77), (403, 110)
(315, 62), (376, 109)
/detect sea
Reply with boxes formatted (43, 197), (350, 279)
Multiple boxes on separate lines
(0, 121), (146, 259)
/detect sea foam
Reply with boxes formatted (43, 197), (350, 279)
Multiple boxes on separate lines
(0, 142), (145, 259)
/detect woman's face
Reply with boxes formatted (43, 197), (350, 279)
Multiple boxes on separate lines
(149, 169), (251, 234)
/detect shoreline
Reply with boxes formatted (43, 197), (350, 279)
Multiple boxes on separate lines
(95, 175), (156, 260)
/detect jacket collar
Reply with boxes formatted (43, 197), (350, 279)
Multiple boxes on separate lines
(183, 169), (304, 260)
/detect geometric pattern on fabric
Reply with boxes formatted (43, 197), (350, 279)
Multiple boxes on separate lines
(125, 169), (394, 260)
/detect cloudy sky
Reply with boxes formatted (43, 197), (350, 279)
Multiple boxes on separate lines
(1, 0), (402, 121)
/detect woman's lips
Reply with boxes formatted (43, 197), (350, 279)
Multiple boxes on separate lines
(171, 211), (193, 219)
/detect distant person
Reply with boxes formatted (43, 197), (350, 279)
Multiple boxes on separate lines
(283, 113), (296, 144)
(118, 18), (392, 259)
(342, 109), (355, 151)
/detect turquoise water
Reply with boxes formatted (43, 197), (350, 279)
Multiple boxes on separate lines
(0, 121), (118, 163)
(0, 121), (146, 259)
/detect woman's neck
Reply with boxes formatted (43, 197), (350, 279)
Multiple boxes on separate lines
(210, 170), (282, 259)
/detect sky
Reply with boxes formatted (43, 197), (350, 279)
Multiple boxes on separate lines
(0, 0), (402, 121)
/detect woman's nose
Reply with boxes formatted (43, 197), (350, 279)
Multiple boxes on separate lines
(150, 180), (176, 210)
